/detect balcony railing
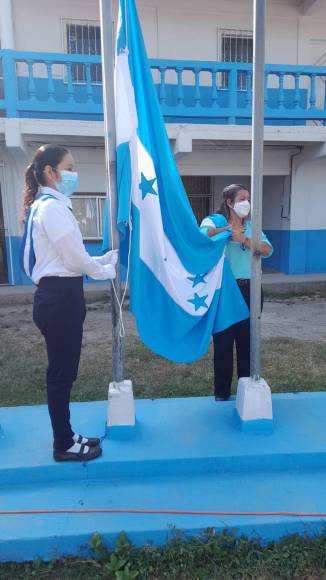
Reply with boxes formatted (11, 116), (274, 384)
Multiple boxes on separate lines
(0, 49), (326, 125)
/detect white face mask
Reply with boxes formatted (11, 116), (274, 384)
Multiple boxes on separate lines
(233, 200), (251, 218)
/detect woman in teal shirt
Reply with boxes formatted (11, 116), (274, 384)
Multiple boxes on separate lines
(200, 184), (273, 401)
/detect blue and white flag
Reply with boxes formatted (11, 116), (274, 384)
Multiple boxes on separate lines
(108, 0), (248, 363)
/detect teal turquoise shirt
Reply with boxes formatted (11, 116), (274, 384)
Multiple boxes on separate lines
(200, 214), (273, 280)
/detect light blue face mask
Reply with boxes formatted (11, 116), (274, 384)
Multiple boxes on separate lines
(56, 170), (79, 197)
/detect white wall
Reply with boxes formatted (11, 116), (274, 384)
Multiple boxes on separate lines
(261, 175), (289, 230)
(0, 147), (27, 237)
(291, 155), (326, 231)
(6, 0), (326, 66)
(177, 147), (292, 177)
(1, 141), (294, 237)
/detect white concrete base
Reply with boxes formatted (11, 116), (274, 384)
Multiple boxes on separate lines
(107, 379), (136, 427)
(236, 376), (273, 424)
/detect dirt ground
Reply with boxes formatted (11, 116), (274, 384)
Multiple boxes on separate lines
(262, 298), (326, 342)
(1, 296), (325, 347)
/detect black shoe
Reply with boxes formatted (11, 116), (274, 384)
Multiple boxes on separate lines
(74, 434), (101, 447)
(53, 444), (102, 462)
(215, 395), (230, 401)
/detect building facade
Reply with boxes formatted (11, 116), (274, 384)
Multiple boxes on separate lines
(0, 0), (326, 285)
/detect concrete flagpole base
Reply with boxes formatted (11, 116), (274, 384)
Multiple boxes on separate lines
(107, 379), (136, 439)
(235, 376), (273, 433)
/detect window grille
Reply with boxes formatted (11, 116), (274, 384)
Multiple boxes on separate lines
(65, 20), (102, 83)
(182, 176), (212, 224)
(218, 28), (253, 90)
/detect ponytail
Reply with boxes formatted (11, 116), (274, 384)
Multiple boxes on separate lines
(22, 144), (69, 223)
(22, 163), (39, 222)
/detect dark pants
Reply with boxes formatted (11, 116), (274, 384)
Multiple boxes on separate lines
(33, 276), (86, 452)
(213, 281), (263, 399)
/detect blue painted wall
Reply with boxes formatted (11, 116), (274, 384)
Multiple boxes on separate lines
(265, 229), (326, 274)
(14, 76), (308, 126)
(6, 230), (326, 285)
(158, 85), (307, 126)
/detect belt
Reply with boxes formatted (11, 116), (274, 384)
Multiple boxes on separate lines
(236, 278), (250, 286)
(38, 276), (83, 289)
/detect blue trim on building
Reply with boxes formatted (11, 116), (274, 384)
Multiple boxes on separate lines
(265, 229), (326, 274)
(158, 85), (307, 126)
(1, 49), (326, 125)
(5, 230), (326, 286)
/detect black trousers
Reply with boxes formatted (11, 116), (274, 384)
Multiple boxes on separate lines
(213, 281), (263, 399)
(33, 276), (86, 452)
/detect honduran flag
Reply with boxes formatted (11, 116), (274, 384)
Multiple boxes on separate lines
(104, 0), (249, 363)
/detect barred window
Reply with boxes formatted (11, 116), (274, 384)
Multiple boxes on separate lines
(218, 28), (253, 90)
(182, 176), (212, 224)
(65, 20), (102, 83)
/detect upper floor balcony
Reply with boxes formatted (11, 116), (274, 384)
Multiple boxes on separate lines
(1, 49), (326, 127)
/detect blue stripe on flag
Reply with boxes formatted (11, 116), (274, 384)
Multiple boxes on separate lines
(130, 206), (248, 362)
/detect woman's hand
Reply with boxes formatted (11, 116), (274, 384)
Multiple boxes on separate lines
(207, 225), (232, 237)
(231, 228), (246, 243)
(101, 249), (119, 266)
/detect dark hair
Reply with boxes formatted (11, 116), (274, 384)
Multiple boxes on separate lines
(216, 183), (249, 220)
(22, 144), (69, 222)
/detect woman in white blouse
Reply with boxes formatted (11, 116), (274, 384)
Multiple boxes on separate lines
(21, 144), (117, 462)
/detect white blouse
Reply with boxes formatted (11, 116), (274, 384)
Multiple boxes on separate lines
(30, 186), (115, 285)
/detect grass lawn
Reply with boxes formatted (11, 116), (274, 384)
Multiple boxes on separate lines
(1, 530), (326, 579)
(0, 328), (325, 407)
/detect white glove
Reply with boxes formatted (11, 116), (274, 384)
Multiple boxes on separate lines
(95, 249), (119, 266)
(103, 264), (116, 280)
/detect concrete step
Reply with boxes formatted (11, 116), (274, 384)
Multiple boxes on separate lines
(1, 394), (326, 561)
(2, 465), (326, 562)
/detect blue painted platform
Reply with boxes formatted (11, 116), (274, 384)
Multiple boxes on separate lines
(1, 393), (326, 562)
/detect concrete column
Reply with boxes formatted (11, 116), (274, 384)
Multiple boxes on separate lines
(0, 0), (15, 49)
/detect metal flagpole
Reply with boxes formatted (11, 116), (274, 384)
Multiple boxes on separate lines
(250, 0), (266, 380)
(99, 0), (124, 383)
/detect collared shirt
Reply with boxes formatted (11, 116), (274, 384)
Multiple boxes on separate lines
(27, 186), (115, 285)
(200, 213), (273, 280)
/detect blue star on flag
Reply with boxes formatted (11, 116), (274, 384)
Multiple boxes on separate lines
(139, 173), (158, 200)
(187, 293), (209, 312)
(187, 273), (207, 288)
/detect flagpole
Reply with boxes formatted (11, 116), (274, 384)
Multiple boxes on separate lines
(99, 0), (124, 383)
(250, 0), (265, 380)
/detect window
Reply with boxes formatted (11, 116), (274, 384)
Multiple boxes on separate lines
(71, 194), (106, 240)
(182, 176), (212, 224)
(65, 20), (102, 83)
(218, 28), (253, 90)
